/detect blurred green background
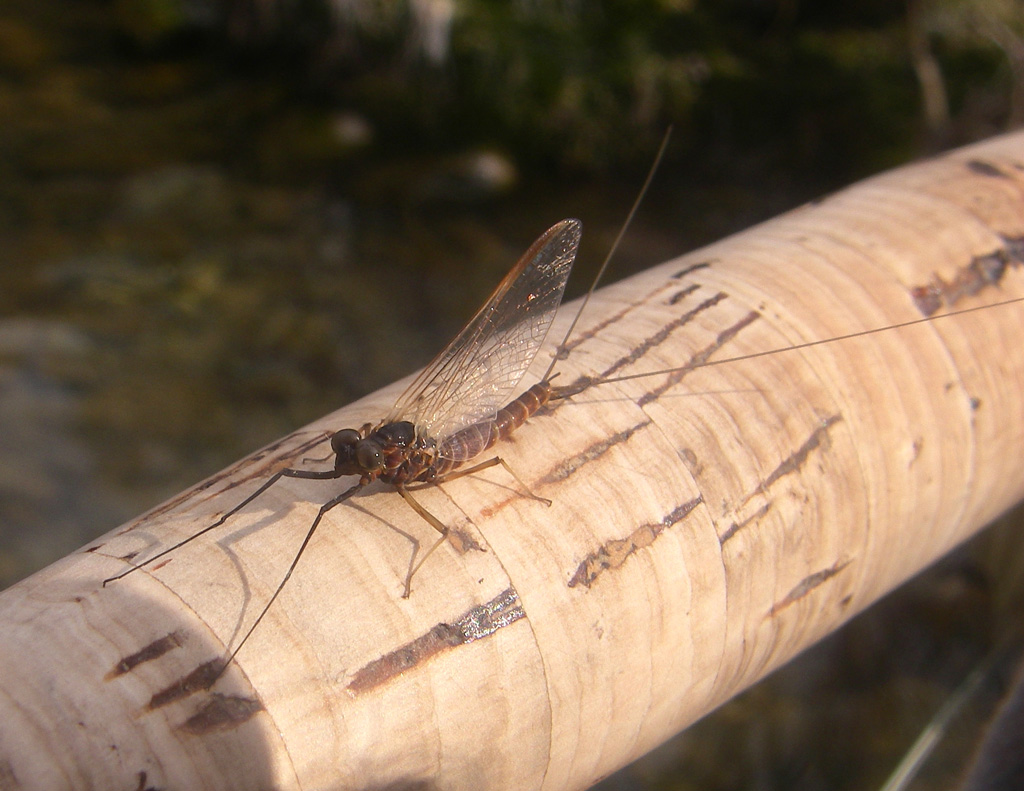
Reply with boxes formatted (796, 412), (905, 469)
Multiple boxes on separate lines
(2, 0), (1024, 789)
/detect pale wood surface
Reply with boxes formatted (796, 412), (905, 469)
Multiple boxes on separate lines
(2, 131), (1024, 790)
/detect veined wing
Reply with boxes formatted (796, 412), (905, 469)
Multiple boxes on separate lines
(387, 219), (581, 442)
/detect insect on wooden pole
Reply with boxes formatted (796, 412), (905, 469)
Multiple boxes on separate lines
(1, 130), (1024, 790)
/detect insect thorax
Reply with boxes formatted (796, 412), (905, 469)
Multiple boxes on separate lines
(372, 422), (440, 485)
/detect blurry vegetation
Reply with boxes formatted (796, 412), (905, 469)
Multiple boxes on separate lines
(99, 0), (1024, 177)
(4, 0), (1022, 186)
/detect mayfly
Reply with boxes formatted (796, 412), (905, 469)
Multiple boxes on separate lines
(103, 132), (1023, 671)
(102, 133), (669, 666)
(104, 221), (582, 636)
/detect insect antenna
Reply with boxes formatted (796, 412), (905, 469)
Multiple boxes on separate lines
(541, 127), (673, 383)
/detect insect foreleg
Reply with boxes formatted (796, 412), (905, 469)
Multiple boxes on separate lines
(103, 465), (346, 586)
(221, 479), (365, 671)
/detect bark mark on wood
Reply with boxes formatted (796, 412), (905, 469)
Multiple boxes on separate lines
(911, 235), (1024, 315)
(720, 503), (772, 545)
(107, 632), (184, 679)
(672, 260), (714, 279)
(348, 587), (525, 694)
(667, 283), (700, 305)
(770, 559), (852, 615)
(147, 660), (225, 709)
(555, 292), (736, 402)
(743, 414), (842, 506)
(538, 421), (651, 486)
(180, 693), (264, 735)
(637, 311), (760, 407)
(606, 293), (728, 382)
(965, 158), (1012, 178)
(560, 279), (680, 358)
(567, 496), (704, 589)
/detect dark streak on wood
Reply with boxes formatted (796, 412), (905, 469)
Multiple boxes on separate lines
(568, 496), (703, 588)
(555, 293), (730, 401)
(180, 694), (264, 735)
(749, 414), (842, 502)
(348, 587), (525, 694)
(965, 159), (1009, 178)
(609, 293), (728, 379)
(672, 261), (714, 279)
(637, 311), (760, 407)
(0, 759), (18, 790)
(539, 420), (651, 486)
(132, 770), (159, 791)
(770, 559), (851, 615)
(107, 632), (184, 679)
(911, 237), (1023, 316)
(1003, 235), (1024, 264)
(147, 659), (226, 709)
(910, 283), (943, 316)
(719, 502), (771, 545)
(446, 526), (483, 554)
(668, 283), (701, 305)
(560, 280), (678, 357)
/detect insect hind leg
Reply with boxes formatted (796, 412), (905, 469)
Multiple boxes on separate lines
(430, 457), (552, 506)
(396, 457), (550, 596)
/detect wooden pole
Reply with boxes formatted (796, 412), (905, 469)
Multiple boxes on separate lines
(2, 131), (1023, 791)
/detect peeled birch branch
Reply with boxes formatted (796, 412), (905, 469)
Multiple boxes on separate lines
(3, 131), (1024, 791)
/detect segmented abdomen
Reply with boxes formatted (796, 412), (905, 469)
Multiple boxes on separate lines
(431, 381), (552, 477)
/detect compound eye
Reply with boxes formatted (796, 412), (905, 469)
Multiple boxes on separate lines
(356, 441), (384, 471)
(331, 428), (360, 453)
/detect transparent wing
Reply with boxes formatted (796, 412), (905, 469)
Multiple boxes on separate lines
(387, 219), (581, 441)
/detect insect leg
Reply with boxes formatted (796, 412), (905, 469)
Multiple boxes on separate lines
(219, 479), (366, 674)
(395, 484), (449, 598)
(103, 466), (346, 586)
(432, 457), (552, 506)
(396, 458), (552, 595)
(299, 431), (335, 464)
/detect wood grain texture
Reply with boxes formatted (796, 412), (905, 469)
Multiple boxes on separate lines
(2, 131), (1024, 791)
